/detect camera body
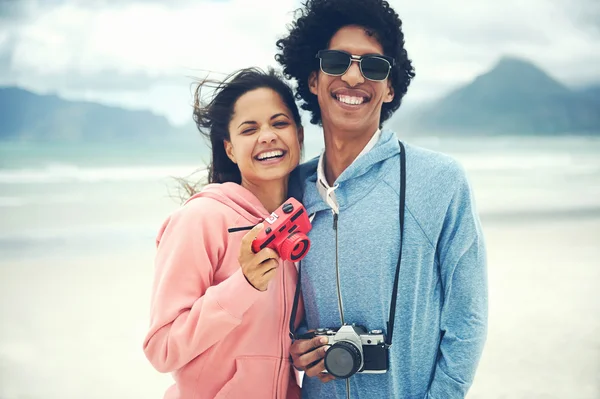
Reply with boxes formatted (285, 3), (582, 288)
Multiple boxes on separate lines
(251, 197), (312, 262)
(304, 324), (388, 379)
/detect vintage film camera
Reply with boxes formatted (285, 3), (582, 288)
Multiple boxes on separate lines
(300, 324), (388, 379)
(251, 198), (312, 262)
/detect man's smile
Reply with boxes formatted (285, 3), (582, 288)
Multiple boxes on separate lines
(331, 88), (371, 108)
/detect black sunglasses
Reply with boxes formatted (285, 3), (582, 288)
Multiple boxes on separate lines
(315, 50), (395, 81)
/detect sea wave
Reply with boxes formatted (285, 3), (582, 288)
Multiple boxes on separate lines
(0, 163), (205, 184)
(458, 153), (600, 173)
(0, 225), (157, 255)
(0, 194), (87, 207)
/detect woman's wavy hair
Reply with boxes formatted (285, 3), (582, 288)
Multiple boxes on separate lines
(275, 0), (415, 126)
(183, 67), (302, 197)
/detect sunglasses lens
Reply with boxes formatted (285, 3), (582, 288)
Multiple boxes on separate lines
(320, 51), (350, 75)
(361, 57), (391, 81)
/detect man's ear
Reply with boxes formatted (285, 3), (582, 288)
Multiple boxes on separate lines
(384, 80), (395, 103)
(308, 71), (318, 96)
(224, 140), (236, 164)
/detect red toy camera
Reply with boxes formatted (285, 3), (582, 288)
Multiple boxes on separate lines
(251, 198), (312, 262)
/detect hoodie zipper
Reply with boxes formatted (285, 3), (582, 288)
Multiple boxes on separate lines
(333, 212), (345, 325)
(332, 212), (351, 399)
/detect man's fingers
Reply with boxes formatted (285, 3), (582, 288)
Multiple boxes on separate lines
(290, 339), (306, 357)
(310, 336), (329, 351)
(305, 358), (327, 378)
(296, 345), (328, 372)
(291, 336), (328, 357)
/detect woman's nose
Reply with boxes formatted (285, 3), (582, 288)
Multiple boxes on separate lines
(258, 127), (277, 143)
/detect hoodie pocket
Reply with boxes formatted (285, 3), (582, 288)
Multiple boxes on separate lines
(214, 356), (279, 399)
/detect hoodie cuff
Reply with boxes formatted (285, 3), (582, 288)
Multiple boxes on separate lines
(215, 268), (265, 320)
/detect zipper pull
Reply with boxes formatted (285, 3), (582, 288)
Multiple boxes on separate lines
(333, 211), (338, 231)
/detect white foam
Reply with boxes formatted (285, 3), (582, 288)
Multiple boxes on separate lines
(0, 194), (85, 207)
(0, 163), (205, 184)
(458, 153), (600, 173)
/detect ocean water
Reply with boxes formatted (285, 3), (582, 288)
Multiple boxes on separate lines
(0, 135), (599, 398)
(1, 135), (599, 253)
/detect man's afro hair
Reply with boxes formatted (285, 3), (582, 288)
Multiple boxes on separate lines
(275, 0), (415, 126)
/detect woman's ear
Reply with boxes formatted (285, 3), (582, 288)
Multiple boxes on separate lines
(296, 125), (305, 162)
(308, 71), (318, 96)
(224, 140), (236, 164)
(297, 126), (304, 146)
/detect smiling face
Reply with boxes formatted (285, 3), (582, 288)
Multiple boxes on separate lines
(225, 87), (303, 190)
(309, 25), (394, 137)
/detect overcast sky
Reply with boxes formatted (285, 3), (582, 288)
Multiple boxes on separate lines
(1, 0), (599, 125)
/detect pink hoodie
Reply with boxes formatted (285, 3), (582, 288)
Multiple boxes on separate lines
(143, 182), (303, 399)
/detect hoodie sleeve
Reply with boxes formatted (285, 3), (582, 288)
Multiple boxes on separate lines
(427, 164), (488, 399)
(143, 198), (265, 373)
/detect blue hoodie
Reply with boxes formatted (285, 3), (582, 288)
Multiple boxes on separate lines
(292, 129), (487, 399)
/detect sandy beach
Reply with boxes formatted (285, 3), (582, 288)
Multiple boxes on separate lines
(469, 218), (600, 399)
(1, 215), (598, 399)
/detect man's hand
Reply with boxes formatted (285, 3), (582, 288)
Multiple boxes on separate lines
(290, 336), (336, 383)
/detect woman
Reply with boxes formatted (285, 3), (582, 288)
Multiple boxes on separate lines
(143, 68), (305, 399)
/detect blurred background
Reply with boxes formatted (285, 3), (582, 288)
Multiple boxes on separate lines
(0, 0), (599, 398)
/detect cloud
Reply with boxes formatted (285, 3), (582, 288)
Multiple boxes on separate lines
(3, 0), (295, 74)
(0, 0), (300, 123)
(564, 0), (600, 33)
(1, 0), (599, 124)
(390, 0), (600, 99)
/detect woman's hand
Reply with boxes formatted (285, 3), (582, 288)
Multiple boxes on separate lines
(239, 223), (280, 291)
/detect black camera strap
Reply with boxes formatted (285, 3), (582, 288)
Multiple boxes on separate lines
(289, 257), (303, 340)
(289, 141), (406, 348)
(386, 140), (406, 346)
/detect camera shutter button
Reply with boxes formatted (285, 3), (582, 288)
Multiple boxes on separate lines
(282, 203), (294, 214)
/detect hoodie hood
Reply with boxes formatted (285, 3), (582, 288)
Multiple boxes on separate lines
(184, 182), (270, 225)
(302, 129), (401, 213)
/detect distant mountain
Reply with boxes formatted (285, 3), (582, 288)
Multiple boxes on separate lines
(0, 87), (197, 142)
(580, 85), (600, 105)
(403, 57), (600, 135)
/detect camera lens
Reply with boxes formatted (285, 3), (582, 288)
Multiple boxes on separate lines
(324, 341), (362, 379)
(290, 239), (309, 261)
(280, 233), (311, 261)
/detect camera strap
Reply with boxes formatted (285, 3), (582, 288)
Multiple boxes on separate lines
(386, 140), (406, 346)
(289, 140), (406, 348)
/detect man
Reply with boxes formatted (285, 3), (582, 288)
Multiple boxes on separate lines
(277, 0), (488, 398)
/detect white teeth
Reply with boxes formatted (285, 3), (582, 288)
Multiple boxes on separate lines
(256, 150), (284, 160)
(336, 95), (365, 105)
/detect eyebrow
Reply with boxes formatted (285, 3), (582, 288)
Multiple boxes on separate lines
(237, 113), (290, 128)
(271, 113), (290, 121)
(330, 49), (384, 57)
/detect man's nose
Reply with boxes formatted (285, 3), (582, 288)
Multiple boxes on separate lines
(341, 60), (364, 87)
